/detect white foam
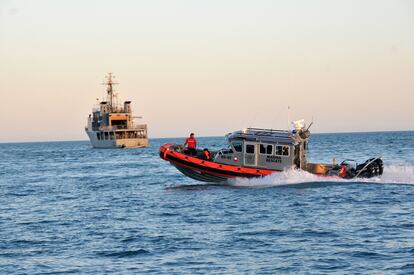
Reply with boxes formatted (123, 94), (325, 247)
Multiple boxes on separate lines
(377, 164), (414, 184)
(230, 168), (345, 187)
(229, 164), (414, 187)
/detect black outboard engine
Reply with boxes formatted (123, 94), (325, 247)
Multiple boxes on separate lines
(336, 158), (383, 179)
(354, 158), (384, 178)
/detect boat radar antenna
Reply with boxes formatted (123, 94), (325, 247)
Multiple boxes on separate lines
(102, 73), (118, 110)
(307, 116), (314, 131)
(287, 105), (291, 132)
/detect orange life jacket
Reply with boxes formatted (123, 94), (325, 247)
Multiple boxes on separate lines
(204, 150), (211, 160)
(339, 165), (347, 178)
(186, 137), (196, 149)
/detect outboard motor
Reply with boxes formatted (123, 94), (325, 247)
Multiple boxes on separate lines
(354, 158), (384, 178)
(335, 157), (383, 179)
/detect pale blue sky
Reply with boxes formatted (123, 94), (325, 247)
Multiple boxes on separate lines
(0, 0), (413, 142)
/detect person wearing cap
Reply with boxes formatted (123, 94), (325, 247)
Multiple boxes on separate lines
(184, 133), (197, 156)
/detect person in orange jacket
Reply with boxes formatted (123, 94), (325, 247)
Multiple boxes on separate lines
(203, 148), (211, 160)
(184, 132), (197, 156)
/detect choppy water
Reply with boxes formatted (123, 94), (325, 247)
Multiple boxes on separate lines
(1, 131), (413, 274)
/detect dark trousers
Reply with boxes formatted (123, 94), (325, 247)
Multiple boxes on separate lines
(187, 148), (197, 156)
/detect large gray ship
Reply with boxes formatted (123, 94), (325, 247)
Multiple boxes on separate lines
(85, 73), (148, 148)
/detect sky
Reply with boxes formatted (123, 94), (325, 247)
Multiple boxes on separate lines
(0, 0), (413, 142)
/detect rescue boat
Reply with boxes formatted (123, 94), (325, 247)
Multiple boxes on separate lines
(159, 122), (383, 183)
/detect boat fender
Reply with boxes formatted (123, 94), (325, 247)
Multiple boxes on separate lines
(163, 148), (169, 160)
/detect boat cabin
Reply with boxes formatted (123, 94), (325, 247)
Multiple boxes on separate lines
(213, 127), (309, 171)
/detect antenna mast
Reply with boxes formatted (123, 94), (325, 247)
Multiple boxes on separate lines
(287, 105), (291, 132)
(103, 73), (118, 111)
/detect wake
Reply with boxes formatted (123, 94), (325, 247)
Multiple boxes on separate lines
(230, 164), (414, 187)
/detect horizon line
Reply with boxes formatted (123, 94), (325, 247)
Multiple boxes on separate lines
(0, 129), (413, 145)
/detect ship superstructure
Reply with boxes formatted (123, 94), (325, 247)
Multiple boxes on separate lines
(85, 73), (148, 148)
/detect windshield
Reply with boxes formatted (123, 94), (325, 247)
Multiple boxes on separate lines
(231, 141), (243, 152)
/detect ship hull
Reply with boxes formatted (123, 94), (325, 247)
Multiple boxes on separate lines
(86, 131), (148, 148)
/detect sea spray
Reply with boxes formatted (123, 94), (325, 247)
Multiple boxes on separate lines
(230, 164), (414, 187)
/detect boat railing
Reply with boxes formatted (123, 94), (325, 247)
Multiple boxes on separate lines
(110, 106), (129, 113)
(98, 125), (147, 131)
(246, 127), (288, 133)
(216, 148), (233, 156)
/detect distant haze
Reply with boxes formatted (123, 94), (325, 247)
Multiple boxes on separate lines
(1, 0), (413, 142)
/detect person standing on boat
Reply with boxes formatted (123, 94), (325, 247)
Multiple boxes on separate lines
(184, 133), (197, 156)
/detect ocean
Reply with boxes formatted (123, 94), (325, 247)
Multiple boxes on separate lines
(1, 131), (413, 274)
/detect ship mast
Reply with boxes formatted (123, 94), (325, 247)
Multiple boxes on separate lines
(103, 73), (118, 111)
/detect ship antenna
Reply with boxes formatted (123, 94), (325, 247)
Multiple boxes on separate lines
(287, 105), (291, 132)
(102, 73), (118, 111)
(306, 116), (314, 131)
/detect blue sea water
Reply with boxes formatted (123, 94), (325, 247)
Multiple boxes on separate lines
(0, 131), (414, 274)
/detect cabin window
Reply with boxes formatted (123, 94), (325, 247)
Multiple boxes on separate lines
(104, 132), (109, 140)
(259, 144), (273, 155)
(110, 132), (114, 140)
(111, 119), (127, 129)
(232, 141), (243, 152)
(246, 144), (255, 154)
(97, 132), (101, 140)
(267, 145), (273, 154)
(275, 145), (282, 156)
(282, 145), (289, 156)
(275, 145), (290, 157)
